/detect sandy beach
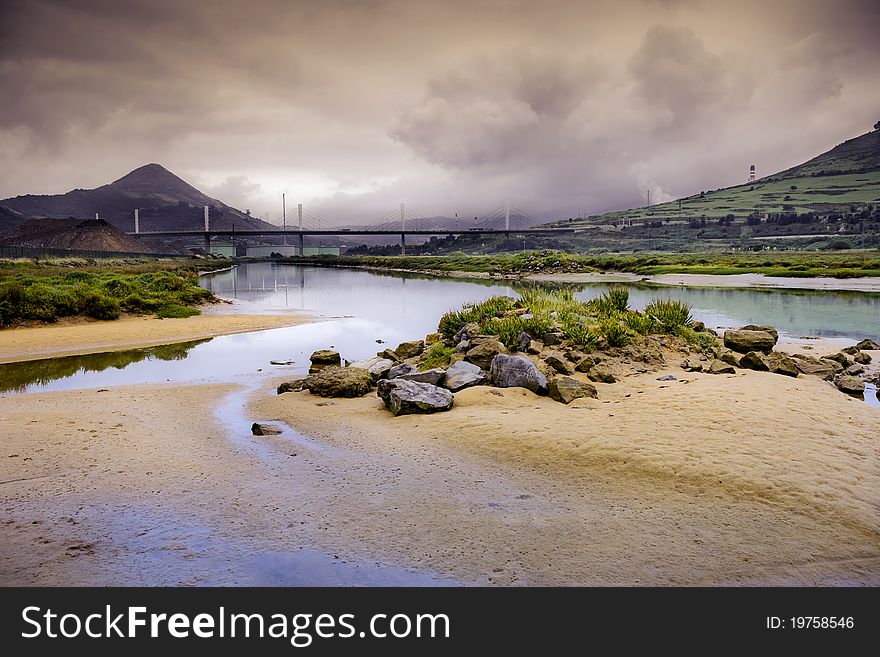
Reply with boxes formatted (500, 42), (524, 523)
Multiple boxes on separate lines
(0, 305), (316, 363)
(1, 335), (877, 585)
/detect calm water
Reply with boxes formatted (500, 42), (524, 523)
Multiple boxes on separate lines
(1, 262), (878, 397)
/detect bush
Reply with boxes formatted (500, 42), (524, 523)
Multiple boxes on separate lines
(599, 317), (630, 347)
(591, 286), (629, 316)
(643, 298), (693, 331)
(421, 342), (455, 369)
(155, 304), (199, 319)
(483, 316), (525, 351)
(622, 311), (656, 335)
(677, 326), (717, 349)
(560, 319), (597, 350)
(80, 292), (121, 320)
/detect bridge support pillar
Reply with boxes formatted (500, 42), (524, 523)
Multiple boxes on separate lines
(203, 234), (211, 254)
(505, 232), (510, 240)
(298, 233), (304, 256)
(400, 233), (406, 255)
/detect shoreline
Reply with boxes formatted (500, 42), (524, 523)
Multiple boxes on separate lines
(0, 301), (318, 364)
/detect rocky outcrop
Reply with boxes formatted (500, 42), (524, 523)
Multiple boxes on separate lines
(453, 322), (481, 344)
(377, 379), (454, 416)
(790, 355), (836, 380)
(398, 367), (446, 386)
(739, 351), (769, 371)
(854, 351), (872, 365)
(526, 340), (544, 355)
(819, 357), (845, 375)
(586, 366), (617, 383)
(309, 349), (341, 373)
(723, 329), (777, 354)
(306, 366), (373, 398)
(548, 376), (597, 404)
(718, 350), (741, 367)
(424, 333), (441, 345)
(764, 352), (799, 377)
(376, 348), (399, 362)
(395, 340), (425, 360)
(825, 352), (851, 367)
(834, 375), (865, 396)
(542, 350), (574, 375)
(348, 357), (394, 382)
(739, 325), (779, 342)
(388, 363), (418, 379)
(277, 377), (308, 394)
(854, 339), (880, 351)
(706, 360), (736, 374)
(489, 354), (548, 395)
(443, 360), (487, 392)
(465, 339), (508, 370)
(574, 356), (595, 373)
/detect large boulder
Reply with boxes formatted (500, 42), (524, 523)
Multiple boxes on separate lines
(395, 340), (425, 360)
(465, 339), (508, 370)
(548, 376), (598, 404)
(854, 352), (872, 365)
(443, 360), (487, 392)
(388, 363), (418, 379)
(277, 376), (308, 394)
(377, 379), (454, 416)
(791, 355), (836, 380)
(309, 349), (341, 373)
(739, 325), (779, 342)
(834, 375), (865, 396)
(489, 354), (548, 395)
(855, 338), (880, 351)
(764, 352), (799, 378)
(818, 357), (845, 374)
(586, 366), (617, 383)
(739, 351), (769, 371)
(718, 350), (741, 367)
(376, 348), (399, 362)
(825, 352), (851, 367)
(706, 360), (736, 374)
(306, 366), (373, 398)
(574, 355), (596, 373)
(398, 367), (447, 386)
(723, 329), (777, 354)
(348, 357), (394, 382)
(542, 350), (574, 375)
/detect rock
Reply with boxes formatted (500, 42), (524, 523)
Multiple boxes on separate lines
(465, 339), (508, 370)
(542, 350), (574, 375)
(309, 349), (341, 373)
(489, 354), (548, 395)
(574, 356), (595, 373)
(348, 357), (394, 382)
(854, 352), (872, 365)
(277, 377), (308, 394)
(855, 339), (880, 351)
(388, 363), (418, 379)
(705, 360), (736, 374)
(739, 325), (779, 342)
(395, 340), (425, 360)
(738, 351), (768, 371)
(845, 364), (865, 376)
(425, 333), (441, 345)
(566, 350), (587, 363)
(502, 307), (529, 317)
(825, 352), (851, 367)
(542, 331), (565, 346)
(517, 331), (532, 352)
(456, 340), (470, 352)
(764, 352), (799, 377)
(306, 366), (373, 398)
(527, 340), (544, 355)
(270, 359), (293, 365)
(791, 355), (836, 380)
(586, 366), (617, 383)
(840, 346), (861, 355)
(376, 348), (399, 362)
(656, 374), (677, 381)
(377, 379), (454, 416)
(443, 360), (487, 392)
(453, 322), (481, 344)
(723, 329), (777, 354)
(622, 342), (665, 366)
(251, 423), (283, 436)
(692, 321), (705, 332)
(718, 350), (741, 367)
(817, 357), (844, 374)
(681, 359), (704, 372)
(399, 367), (447, 386)
(834, 375), (865, 395)
(548, 376), (598, 404)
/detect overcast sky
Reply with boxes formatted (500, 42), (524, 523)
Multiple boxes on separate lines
(1, 0), (877, 223)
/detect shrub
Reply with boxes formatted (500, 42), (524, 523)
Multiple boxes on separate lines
(80, 292), (121, 320)
(421, 342), (455, 370)
(155, 304), (200, 319)
(599, 317), (630, 347)
(521, 314), (553, 339)
(644, 298), (693, 331)
(677, 326), (717, 349)
(622, 311), (656, 335)
(591, 286), (629, 316)
(483, 316), (525, 351)
(560, 319), (598, 350)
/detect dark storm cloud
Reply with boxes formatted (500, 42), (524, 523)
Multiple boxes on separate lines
(0, 0), (877, 221)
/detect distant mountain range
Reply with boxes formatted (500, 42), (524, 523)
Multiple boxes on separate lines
(0, 163), (276, 235)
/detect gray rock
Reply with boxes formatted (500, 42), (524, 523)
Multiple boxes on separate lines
(854, 351), (872, 365)
(739, 351), (769, 371)
(309, 349), (341, 373)
(306, 366), (373, 398)
(489, 354), (548, 395)
(456, 340), (470, 352)
(453, 322), (481, 344)
(277, 376), (308, 394)
(765, 352), (799, 378)
(399, 367), (447, 386)
(542, 350), (574, 375)
(707, 359), (736, 375)
(854, 339), (880, 351)
(656, 374), (678, 381)
(251, 422), (283, 436)
(395, 340), (425, 360)
(443, 360), (487, 392)
(845, 364), (865, 376)
(270, 359), (293, 365)
(542, 331), (565, 346)
(377, 379), (454, 416)
(388, 363), (418, 379)
(834, 375), (865, 395)
(574, 356), (595, 373)
(586, 366), (617, 383)
(723, 329), (777, 354)
(376, 348), (399, 362)
(548, 376), (598, 404)
(517, 331), (532, 353)
(348, 357), (394, 382)
(465, 339), (508, 370)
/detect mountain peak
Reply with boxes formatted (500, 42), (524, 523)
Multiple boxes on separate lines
(110, 163), (187, 188)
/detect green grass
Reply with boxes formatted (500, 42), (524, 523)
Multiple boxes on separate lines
(0, 265), (216, 326)
(420, 342), (455, 370)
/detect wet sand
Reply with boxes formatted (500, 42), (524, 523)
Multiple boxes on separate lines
(0, 304), (315, 364)
(2, 340), (876, 585)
